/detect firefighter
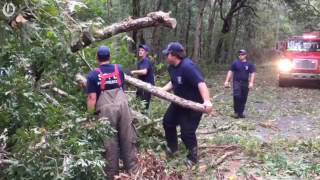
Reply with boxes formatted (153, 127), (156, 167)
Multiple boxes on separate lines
(86, 46), (138, 179)
(161, 42), (212, 166)
(224, 49), (256, 118)
(131, 44), (155, 110)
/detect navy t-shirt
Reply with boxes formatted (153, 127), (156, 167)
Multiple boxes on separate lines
(137, 57), (155, 85)
(86, 64), (125, 97)
(168, 58), (204, 104)
(230, 60), (256, 82)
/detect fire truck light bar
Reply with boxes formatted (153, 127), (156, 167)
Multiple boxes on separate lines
(303, 35), (317, 39)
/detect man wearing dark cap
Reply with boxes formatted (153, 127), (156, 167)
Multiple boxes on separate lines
(161, 42), (213, 166)
(224, 49), (256, 118)
(131, 44), (155, 110)
(86, 46), (138, 179)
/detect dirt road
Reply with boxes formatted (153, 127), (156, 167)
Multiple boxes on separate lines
(192, 65), (320, 179)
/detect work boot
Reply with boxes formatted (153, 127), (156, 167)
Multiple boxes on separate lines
(186, 147), (198, 167)
(231, 113), (239, 119)
(165, 146), (178, 158)
(128, 162), (140, 176)
(238, 114), (246, 118)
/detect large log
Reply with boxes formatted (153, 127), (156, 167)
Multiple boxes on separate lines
(71, 11), (177, 52)
(76, 74), (215, 114)
(125, 75), (208, 112)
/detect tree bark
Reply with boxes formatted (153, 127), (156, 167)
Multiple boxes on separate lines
(131, 0), (140, 52)
(214, 0), (249, 63)
(185, 0), (192, 55)
(193, 0), (207, 62)
(230, 11), (241, 61)
(151, 0), (162, 62)
(173, 0), (179, 37)
(76, 74), (215, 114)
(71, 11), (177, 52)
(206, 0), (218, 59)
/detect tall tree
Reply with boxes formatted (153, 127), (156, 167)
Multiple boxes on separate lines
(151, 0), (162, 61)
(193, 0), (207, 62)
(132, 0), (141, 52)
(214, 0), (256, 63)
(206, 0), (218, 59)
(185, 0), (193, 55)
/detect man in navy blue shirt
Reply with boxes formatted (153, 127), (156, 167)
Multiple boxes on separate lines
(224, 49), (256, 118)
(86, 46), (138, 179)
(131, 44), (155, 110)
(161, 42), (212, 166)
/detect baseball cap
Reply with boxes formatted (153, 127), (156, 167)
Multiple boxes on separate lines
(138, 44), (150, 52)
(239, 49), (247, 55)
(97, 46), (110, 61)
(162, 42), (184, 55)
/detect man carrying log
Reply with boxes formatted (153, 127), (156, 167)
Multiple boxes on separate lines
(131, 44), (155, 110)
(161, 42), (213, 166)
(86, 46), (138, 179)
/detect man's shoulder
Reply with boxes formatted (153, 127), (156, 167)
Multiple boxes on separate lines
(87, 69), (98, 79)
(248, 61), (255, 66)
(181, 58), (203, 76)
(143, 57), (152, 65)
(181, 58), (196, 68)
(231, 59), (239, 65)
(248, 61), (256, 71)
(138, 58), (150, 66)
(114, 64), (123, 69)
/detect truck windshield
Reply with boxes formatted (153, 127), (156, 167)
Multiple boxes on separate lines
(287, 40), (320, 52)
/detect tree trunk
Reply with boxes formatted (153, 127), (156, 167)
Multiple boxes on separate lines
(139, 31), (145, 45)
(214, 14), (233, 63)
(231, 11), (241, 62)
(151, 0), (162, 61)
(214, 37), (224, 63)
(193, 0), (207, 62)
(173, 0), (179, 37)
(71, 11), (177, 52)
(76, 74), (216, 114)
(131, 0), (140, 52)
(185, 0), (192, 55)
(206, 0), (218, 59)
(214, 0), (248, 63)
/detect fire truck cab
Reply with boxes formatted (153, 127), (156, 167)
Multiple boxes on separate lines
(277, 32), (320, 87)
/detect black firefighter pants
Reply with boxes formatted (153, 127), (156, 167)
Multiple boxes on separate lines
(233, 81), (249, 116)
(163, 104), (203, 151)
(136, 88), (151, 110)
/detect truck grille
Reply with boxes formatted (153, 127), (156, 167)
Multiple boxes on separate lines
(293, 59), (318, 70)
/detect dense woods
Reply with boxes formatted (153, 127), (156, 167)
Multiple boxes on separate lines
(1, 0), (320, 179)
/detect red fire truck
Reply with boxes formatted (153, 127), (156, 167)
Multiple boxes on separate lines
(277, 31), (320, 87)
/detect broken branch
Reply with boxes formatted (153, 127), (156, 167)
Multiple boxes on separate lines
(211, 150), (238, 167)
(76, 73), (217, 113)
(71, 11), (177, 52)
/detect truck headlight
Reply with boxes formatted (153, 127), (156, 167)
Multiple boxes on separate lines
(278, 59), (292, 72)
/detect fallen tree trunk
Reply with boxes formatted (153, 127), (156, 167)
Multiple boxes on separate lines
(125, 75), (209, 113)
(76, 74), (217, 114)
(71, 11), (177, 52)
